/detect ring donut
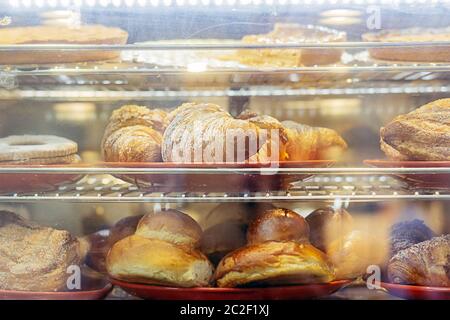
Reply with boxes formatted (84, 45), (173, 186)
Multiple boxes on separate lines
(0, 135), (79, 165)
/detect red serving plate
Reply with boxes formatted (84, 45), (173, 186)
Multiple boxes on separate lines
(0, 278), (112, 300)
(101, 160), (335, 192)
(381, 282), (450, 300)
(364, 160), (450, 189)
(110, 279), (350, 300)
(0, 164), (86, 194)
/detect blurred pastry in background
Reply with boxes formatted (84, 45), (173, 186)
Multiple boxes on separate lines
(363, 27), (450, 62)
(102, 105), (168, 162)
(200, 220), (247, 265)
(380, 98), (450, 161)
(214, 207), (335, 287)
(327, 230), (388, 280)
(0, 24), (128, 64)
(306, 207), (353, 252)
(0, 211), (82, 291)
(226, 24), (346, 67)
(85, 214), (143, 273)
(0, 135), (80, 165)
(107, 210), (213, 287)
(389, 219), (435, 257)
(388, 235), (450, 287)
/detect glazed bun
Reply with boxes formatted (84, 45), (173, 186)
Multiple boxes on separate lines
(200, 221), (247, 265)
(306, 207), (353, 252)
(247, 208), (309, 245)
(135, 209), (202, 247)
(107, 235), (213, 287)
(214, 241), (335, 287)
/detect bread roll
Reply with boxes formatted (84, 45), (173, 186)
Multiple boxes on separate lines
(135, 210), (202, 247)
(306, 207), (353, 252)
(0, 211), (81, 291)
(389, 219), (434, 257)
(101, 105), (168, 162)
(247, 208), (309, 245)
(107, 235), (213, 287)
(380, 99), (450, 161)
(214, 241), (335, 287)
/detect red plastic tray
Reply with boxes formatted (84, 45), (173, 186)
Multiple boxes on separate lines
(364, 160), (450, 189)
(0, 164), (86, 194)
(102, 160), (335, 192)
(381, 282), (450, 300)
(110, 278), (350, 300)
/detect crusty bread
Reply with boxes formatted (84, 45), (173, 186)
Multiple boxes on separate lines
(247, 208), (309, 245)
(0, 24), (128, 64)
(107, 235), (213, 287)
(380, 98), (450, 161)
(136, 210), (202, 247)
(0, 211), (81, 291)
(214, 241), (335, 287)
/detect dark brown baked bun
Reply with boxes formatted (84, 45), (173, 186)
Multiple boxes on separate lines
(306, 207), (353, 252)
(214, 241), (335, 287)
(247, 208), (309, 245)
(107, 235), (213, 288)
(200, 221), (247, 265)
(135, 209), (202, 247)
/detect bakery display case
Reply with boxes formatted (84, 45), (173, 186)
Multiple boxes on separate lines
(0, 0), (449, 302)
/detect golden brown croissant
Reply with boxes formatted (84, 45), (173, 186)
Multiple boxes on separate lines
(101, 105), (168, 162)
(388, 235), (450, 287)
(281, 120), (348, 160)
(162, 103), (269, 163)
(380, 99), (450, 161)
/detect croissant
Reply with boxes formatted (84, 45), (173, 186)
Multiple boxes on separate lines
(238, 111), (347, 161)
(380, 98), (450, 161)
(388, 235), (450, 287)
(162, 103), (269, 163)
(101, 105), (169, 162)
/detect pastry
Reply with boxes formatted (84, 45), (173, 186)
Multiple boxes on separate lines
(200, 221), (247, 265)
(0, 211), (82, 291)
(85, 215), (143, 273)
(107, 209), (213, 287)
(102, 105), (168, 162)
(363, 27), (450, 62)
(0, 24), (128, 64)
(247, 208), (309, 245)
(135, 210), (202, 247)
(231, 24), (346, 67)
(162, 103), (267, 163)
(380, 99), (450, 161)
(214, 241), (335, 287)
(281, 120), (348, 161)
(306, 207), (353, 252)
(388, 235), (450, 287)
(327, 230), (388, 280)
(389, 219), (434, 257)
(0, 135), (80, 165)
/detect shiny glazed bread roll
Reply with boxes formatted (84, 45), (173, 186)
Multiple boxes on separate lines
(214, 241), (335, 287)
(135, 209), (202, 247)
(107, 235), (213, 287)
(101, 105), (168, 162)
(247, 208), (309, 245)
